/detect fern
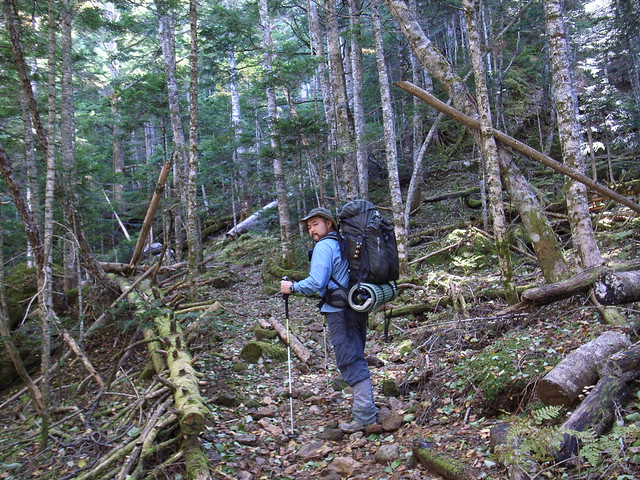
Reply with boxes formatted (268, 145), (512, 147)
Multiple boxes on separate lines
(532, 405), (563, 424)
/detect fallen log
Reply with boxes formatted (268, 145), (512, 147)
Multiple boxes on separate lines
(520, 269), (600, 304)
(521, 262), (640, 304)
(555, 375), (629, 461)
(268, 316), (312, 364)
(594, 270), (640, 305)
(412, 439), (476, 480)
(598, 343), (640, 383)
(225, 200), (278, 237)
(536, 331), (630, 407)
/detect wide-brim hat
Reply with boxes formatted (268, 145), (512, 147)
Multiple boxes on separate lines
(299, 207), (337, 227)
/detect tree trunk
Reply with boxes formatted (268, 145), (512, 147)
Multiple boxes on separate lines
(555, 375), (629, 461)
(382, 0), (571, 283)
(186, 0), (202, 301)
(156, 0), (188, 262)
(325, 0), (358, 200)
(129, 162), (172, 268)
(594, 270), (640, 305)
(258, 0), (294, 267)
(348, 0), (368, 198)
(598, 344), (640, 383)
(225, 200), (279, 238)
(372, 1), (408, 277)
(543, 0), (602, 269)
(267, 316), (313, 364)
(462, 0), (517, 303)
(412, 439), (476, 480)
(536, 331), (630, 407)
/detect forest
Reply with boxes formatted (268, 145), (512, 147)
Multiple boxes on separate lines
(1, 0), (639, 478)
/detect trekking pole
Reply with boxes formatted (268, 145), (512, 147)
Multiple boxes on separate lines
(322, 318), (330, 390)
(282, 276), (296, 438)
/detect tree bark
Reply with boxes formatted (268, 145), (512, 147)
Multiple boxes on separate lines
(258, 0), (294, 267)
(556, 375), (629, 461)
(382, 0), (570, 283)
(372, 1), (408, 277)
(593, 270), (640, 305)
(543, 0), (602, 269)
(536, 331), (630, 407)
(325, 0), (358, 200)
(186, 0), (202, 301)
(129, 162), (172, 268)
(462, 0), (517, 303)
(598, 344), (640, 383)
(348, 0), (368, 198)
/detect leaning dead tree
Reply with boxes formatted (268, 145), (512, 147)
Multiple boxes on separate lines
(225, 200), (278, 238)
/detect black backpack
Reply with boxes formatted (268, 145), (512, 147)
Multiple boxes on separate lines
(337, 199), (400, 286)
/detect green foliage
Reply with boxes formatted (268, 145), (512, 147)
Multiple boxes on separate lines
(452, 331), (554, 407)
(495, 403), (640, 478)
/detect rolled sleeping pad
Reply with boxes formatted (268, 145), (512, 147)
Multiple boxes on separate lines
(348, 282), (398, 312)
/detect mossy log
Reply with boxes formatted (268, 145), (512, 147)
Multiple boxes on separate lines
(412, 439), (476, 480)
(154, 312), (208, 435)
(240, 340), (287, 363)
(182, 434), (212, 480)
(536, 331), (630, 407)
(555, 375), (629, 461)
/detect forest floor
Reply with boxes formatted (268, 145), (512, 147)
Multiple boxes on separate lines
(1, 197), (640, 479)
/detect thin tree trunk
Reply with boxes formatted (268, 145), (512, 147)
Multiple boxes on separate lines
(372, 1), (408, 275)
(382, 0), (570, 283)
(156, 0), (188, 262)
(542, 0), (602, 269)
(325, 0), (358, 200)
(462, 0), (517, 303)
(348, 0), (368, 198)
(186, 0), (202, 301)
(258, 0), (293, 266)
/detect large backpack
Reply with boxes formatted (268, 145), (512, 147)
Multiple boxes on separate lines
(337, 199), (400, 286)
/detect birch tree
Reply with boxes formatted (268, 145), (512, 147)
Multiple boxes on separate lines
(542, 0), (602, 269)
(325, 0), (359, 200)
(462, 0), (517, 303)
(372, 1), (408, 275)
(383, 0), (570, 283)
(348, 0), (368, 198)
(258, 0), (293, 265)
(156, 0), (188, 261)
(186, 0), (203, 300)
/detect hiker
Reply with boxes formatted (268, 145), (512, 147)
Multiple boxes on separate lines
(280, 207), (378, 432)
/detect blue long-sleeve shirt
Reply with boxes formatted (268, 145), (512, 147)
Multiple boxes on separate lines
(292, 233), (349, 313)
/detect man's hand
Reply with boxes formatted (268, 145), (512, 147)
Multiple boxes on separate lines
(280, 280), (294, 294)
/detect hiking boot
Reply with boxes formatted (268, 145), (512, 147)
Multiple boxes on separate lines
(338, 419), (367, 433)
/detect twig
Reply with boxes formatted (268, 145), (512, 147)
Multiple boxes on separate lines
(409, 239), (464, 265)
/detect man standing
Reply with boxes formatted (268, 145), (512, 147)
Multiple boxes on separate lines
(280, 207), (378, 432)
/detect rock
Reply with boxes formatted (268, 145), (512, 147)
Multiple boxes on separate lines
(294, 441), (326, 460)
(235, 433), (258, 446)
(364, 423), (384, 435)
(374, 444), (400, 464)
(253, 406), (277, 420)
(381, 379), (400, 397)
(388, 396), (403, 411)
(330, 456), (362, 477)
(317, 428), (344, 441)
(213, 391), (239, 407)
(308, 405), (322, 416)
(377, 406), (393, 423)
(367, 355), (385, 367)
(381, 411), (404, 431)
(236, 471), (253, 480)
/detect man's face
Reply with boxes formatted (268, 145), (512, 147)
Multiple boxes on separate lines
(306, 216), (333, 242)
